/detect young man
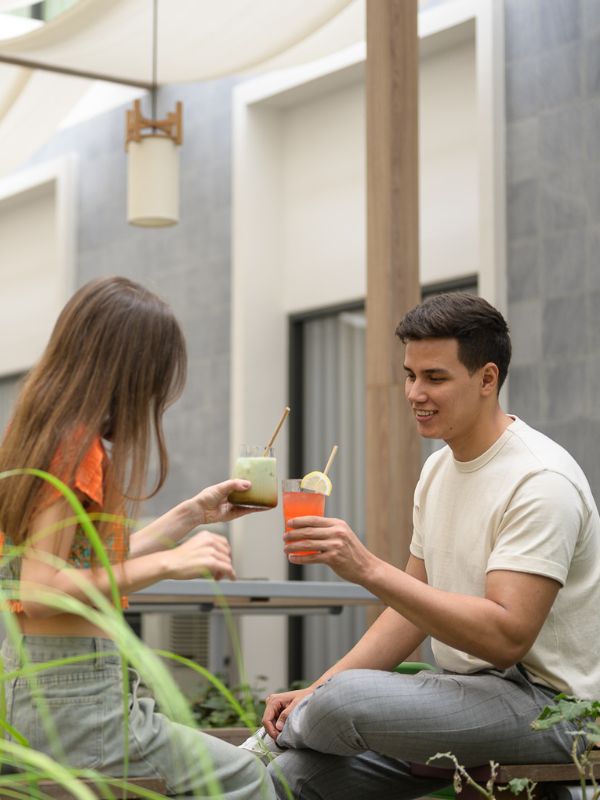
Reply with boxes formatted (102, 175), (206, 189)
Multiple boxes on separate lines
(259, 293), (600, 800)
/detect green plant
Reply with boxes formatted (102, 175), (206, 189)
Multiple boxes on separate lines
(533, 694), (600, 800)
(427, 752), (536, 800)
(427, 693), (600, 800)
(191, 675), (268, 729)
(190, 676), (311, 729)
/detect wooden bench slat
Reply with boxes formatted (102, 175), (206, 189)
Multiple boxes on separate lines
(498, 750), (599, 783)
(0, 776), (167, 800)
(497, 763), (589, 782)
(411, 750), (599, 785)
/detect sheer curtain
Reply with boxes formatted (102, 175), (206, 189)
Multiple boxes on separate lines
(300, 310), (366, 681)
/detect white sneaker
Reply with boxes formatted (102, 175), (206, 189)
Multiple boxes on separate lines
(238, 726), (286, 765)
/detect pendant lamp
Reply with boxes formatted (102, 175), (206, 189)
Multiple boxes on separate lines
(125, 0), (183, 227)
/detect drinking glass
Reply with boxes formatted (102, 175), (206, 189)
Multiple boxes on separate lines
(229, 445), (278, 508)
(282, 478), (326, 556)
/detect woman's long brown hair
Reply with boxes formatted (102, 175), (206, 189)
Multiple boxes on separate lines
(0, 277), (187, 545)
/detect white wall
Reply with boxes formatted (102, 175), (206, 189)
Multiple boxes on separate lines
(0, 158), (76, 377)
(282, 82), (365, 312)
(231, 104), (290, 689)
(420, 38), (478, 285)
(279, 35), (479, 316)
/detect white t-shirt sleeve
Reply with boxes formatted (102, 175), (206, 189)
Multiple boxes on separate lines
(486, 470), (585, 585)
(409, 474), (425, 560)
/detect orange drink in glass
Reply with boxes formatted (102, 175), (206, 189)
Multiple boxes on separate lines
(282, 478), (326, 556)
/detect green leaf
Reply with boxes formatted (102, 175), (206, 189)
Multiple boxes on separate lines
(532, 696), (600, 730)
(506, 778), (536, 795)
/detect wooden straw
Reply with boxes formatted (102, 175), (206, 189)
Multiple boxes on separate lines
(263, 406), (290, 456)
(323, 445), (338, 476)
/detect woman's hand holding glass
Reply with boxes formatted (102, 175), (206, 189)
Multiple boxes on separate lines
(185, 478), (266, 525)
(162, 477), (275, 580)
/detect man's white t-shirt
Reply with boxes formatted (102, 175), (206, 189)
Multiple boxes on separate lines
(410, 416), (600, 699)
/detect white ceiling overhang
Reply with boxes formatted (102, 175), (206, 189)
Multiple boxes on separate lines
(0, 0), (359, 84)
(0, 0), (364, 177)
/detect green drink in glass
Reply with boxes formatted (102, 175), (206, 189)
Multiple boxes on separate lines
(229, 445), (278, 508)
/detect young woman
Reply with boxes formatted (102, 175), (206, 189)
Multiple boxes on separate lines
(0, 277), (275, 799)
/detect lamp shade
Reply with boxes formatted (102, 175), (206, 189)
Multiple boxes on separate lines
(127, 135), (179, 227)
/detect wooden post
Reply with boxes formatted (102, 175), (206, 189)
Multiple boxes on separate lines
(365, 0), (421, 572)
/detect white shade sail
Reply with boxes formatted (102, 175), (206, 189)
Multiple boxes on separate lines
(0, 68), (89, 176)
(0, 0), (356, 84)
(0, 1), (37, 11)
(0, 0), (363, 178)
(254, 0), (364, 74)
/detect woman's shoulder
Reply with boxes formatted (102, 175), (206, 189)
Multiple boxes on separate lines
(43, 430), (107, 509)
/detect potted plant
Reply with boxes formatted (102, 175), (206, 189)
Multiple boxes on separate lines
(190, 676), (310, 746)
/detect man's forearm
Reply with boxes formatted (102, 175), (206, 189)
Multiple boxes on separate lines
(310, 607), (427, 688)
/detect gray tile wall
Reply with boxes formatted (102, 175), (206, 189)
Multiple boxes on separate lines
(0, 78), (236, 517)
(505, 0), (600, 499)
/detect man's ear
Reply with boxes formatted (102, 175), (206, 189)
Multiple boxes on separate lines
(481, 362), (499, 396)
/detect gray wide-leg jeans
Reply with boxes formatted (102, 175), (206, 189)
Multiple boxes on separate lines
(2, 636), (275, 800)
(268, 666), (577, 800)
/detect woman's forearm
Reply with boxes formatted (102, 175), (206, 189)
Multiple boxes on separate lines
(19, 550), (173, 618)
(128, 501), (195, 557)
(20, 525), (234, 619)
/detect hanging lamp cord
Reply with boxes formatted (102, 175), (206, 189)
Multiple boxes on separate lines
(151, 0), (158, 124)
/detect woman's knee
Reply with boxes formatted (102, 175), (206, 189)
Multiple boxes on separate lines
(233, 751), (275, 799)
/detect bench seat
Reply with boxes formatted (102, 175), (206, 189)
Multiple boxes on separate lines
(411, 750), (600, 800)
(0, 775), (168, 799)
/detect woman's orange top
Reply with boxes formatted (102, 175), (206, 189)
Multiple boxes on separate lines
(0, 436), (129, 612)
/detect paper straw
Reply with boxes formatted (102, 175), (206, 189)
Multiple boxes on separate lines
(323, 445), (338, 476)
(263, 406), (290, 455)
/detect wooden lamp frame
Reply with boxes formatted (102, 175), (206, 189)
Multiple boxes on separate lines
(125, 99), (183, 149)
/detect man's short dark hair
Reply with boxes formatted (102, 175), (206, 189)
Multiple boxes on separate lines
(395, 292), (511, 390)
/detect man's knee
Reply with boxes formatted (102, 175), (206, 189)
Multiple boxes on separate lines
(300, 669), (377, 734)
(314, 669), (382, 711)
(267, 751), (333, 800)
